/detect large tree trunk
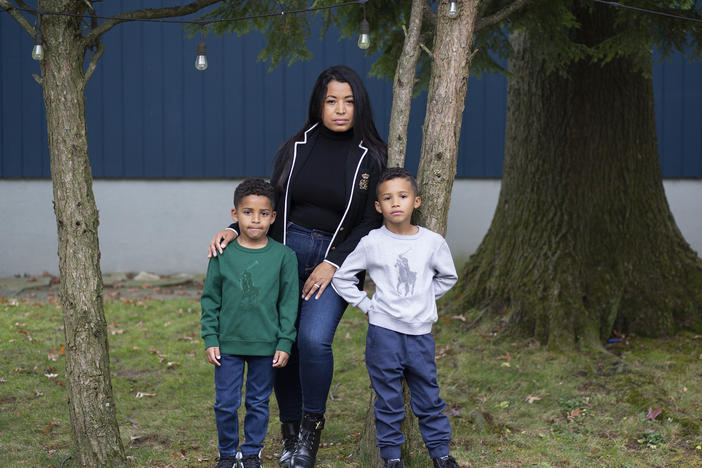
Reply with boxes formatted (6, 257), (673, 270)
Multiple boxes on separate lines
(415, 0), (479, 236)
(41, 2), (127, 465)
(454, 6), (702, 350)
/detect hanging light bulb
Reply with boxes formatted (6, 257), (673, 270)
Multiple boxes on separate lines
(195, 30), (208, 71)
(32, 16), (44, 61)
(357, 18), (370, 50)
(447, 1), (459, 18)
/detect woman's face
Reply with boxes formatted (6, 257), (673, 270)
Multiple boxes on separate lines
(321, 80), (354, 132)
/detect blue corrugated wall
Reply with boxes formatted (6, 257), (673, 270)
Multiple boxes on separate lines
(1, 4), (700, 179)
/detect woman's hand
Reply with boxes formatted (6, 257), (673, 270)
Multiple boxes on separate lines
(302, 262), (338, 301)
(208, 229), (237, 258)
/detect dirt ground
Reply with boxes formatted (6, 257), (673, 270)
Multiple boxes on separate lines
(0, 271), (204, 303)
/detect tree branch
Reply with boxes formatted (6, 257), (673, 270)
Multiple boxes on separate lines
(422, 0), (436, 30)
(83, 39), (104, 88)
(83, 0), (221, 43)
(0, 0), (37, 36)
(475, 0), (530, 32)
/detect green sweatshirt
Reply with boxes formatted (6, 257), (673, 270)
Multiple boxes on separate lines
(200, 238), (298, 356)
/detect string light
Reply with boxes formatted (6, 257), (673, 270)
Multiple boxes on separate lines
(195, 28), (208, 71)
(447, 1), (459, 19)
(31, 14), (44, 61)
(357, 2), (370, 50)
(3, 1), (373, 65)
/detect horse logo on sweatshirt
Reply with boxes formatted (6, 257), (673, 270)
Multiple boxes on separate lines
(240, 260), (260, 306)
(395, 251), (416, 296)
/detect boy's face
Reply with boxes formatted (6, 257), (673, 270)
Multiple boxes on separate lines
(375, 178), (421, 230)
(231, 195), (276, 247)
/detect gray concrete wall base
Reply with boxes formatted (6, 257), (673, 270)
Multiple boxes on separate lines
(1, 179), (700, 276)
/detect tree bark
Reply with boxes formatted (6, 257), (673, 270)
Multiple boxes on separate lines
(415, 0), (479, 236)
(386, 0), (424, 169)
(40, 1), (127, 465)
(454, 5), (702, 350)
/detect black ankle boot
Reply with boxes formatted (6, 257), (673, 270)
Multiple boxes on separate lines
(290, 412), (325, 468)
(279, 421), (299, 467)
(432, 455), (459, 468)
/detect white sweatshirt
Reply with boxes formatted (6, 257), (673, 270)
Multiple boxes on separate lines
(332, 225), (458, 335)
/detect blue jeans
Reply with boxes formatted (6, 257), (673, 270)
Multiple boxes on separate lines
(365, 325), (451, 460)
(214, 354), (274, 457)
(274, 222), (347, 421)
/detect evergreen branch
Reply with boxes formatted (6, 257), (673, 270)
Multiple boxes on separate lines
(83, 0), (221, 43)
(0, 0), (36, 36)
(82, 39), (104, 88)
(475, 0), (530, 32)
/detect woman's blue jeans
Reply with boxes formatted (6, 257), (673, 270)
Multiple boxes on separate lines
(274, 222), (347, 421)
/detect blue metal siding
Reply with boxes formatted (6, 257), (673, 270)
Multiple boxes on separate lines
(1, 9), (701, 178)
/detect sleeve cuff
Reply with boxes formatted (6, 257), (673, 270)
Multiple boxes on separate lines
(203, 335), (219, 349)
(357, 297), (372, 314)
(323, 259), (339, 269)
(225, 227), (238, 235)
(276, 338), (294, 355)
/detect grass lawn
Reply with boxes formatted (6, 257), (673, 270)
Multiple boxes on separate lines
(1, 294), (701, 467)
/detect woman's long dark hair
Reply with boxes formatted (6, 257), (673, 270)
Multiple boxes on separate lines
(272, 65), (387, 192)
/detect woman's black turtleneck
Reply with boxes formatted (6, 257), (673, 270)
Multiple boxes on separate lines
(289, 125), (355, 233)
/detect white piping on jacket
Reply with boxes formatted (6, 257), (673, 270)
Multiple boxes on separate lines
(324, 140), (368, 262)
(282, 123), (319, 245)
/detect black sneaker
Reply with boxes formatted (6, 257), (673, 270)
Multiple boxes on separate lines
(432, 455), (459, 468)
(383, 458), (404, 468)
(239, 453), (262, 468)
(214, 455), (237, 468)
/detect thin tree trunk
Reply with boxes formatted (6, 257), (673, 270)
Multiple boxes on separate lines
(454, 6), (702, 349)
(40, 2), (127, 465)
(415, 0), (479, 236)
(387, 0), (424, 169)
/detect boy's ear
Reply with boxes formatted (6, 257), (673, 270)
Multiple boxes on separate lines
(231, 208), (238, 223)
(414, 196), (422, 209)
(271, 210), (277, 223)
(374, 200), (382, 214)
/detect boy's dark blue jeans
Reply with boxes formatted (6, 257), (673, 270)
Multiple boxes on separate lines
(274, 222), (347, 421)
(365, 324), (452, 460)
(214, 354), (274, 457)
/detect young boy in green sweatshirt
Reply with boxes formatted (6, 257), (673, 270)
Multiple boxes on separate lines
(201, 178), (299, 468)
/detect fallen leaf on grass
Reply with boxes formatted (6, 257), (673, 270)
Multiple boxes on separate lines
(501, 362), (511, 367)
(445, 407), (463, 417)
(435, 345), (451, 360)
(451, 315), (466, 322)
(45, 373), (58, 378)
(496, 352), (512, 361)
(646, 407), (663, 421)
(34, 389), (44, 396)
(0, 377), (6, 383)
(135, 392), (157, 398)
(166, 361), (181, 368)
(495, 401), (510, 408)
(525, 394), (541, 404)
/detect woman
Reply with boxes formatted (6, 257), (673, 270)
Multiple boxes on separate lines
(208, 65), (387, 468)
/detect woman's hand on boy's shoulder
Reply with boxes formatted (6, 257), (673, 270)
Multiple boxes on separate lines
(208, 229), (237, 258)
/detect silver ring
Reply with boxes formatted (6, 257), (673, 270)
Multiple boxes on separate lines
(313, 283), (320, 288)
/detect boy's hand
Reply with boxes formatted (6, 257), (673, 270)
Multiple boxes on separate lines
(272, 350), (289, 368)
(206, 346), (221, 366)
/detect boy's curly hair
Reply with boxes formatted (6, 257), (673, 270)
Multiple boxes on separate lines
(234, 178), (276, 209)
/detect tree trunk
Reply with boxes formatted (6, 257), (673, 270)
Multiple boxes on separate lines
(454, 6), (702, 350)
(415, 0), (479, 236)
(40, 2), (127, 465)
(386, 0), (424, 169)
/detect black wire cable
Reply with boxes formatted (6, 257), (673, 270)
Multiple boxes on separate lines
(1, 0), (367, 26)
(592, 0), (702, 24)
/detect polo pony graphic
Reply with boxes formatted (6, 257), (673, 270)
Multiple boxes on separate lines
(395, 250), (416, 296)
(240, 260), (260, 306)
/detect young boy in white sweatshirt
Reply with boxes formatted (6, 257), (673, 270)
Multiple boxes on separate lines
(331, 167), (459, 468)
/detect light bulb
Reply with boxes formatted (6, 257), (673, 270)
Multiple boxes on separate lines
(447, 1), (459, 18)
(32, 32), (44, 61)
(195, 39), (208, 71)
(357, 18), (370, 50)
